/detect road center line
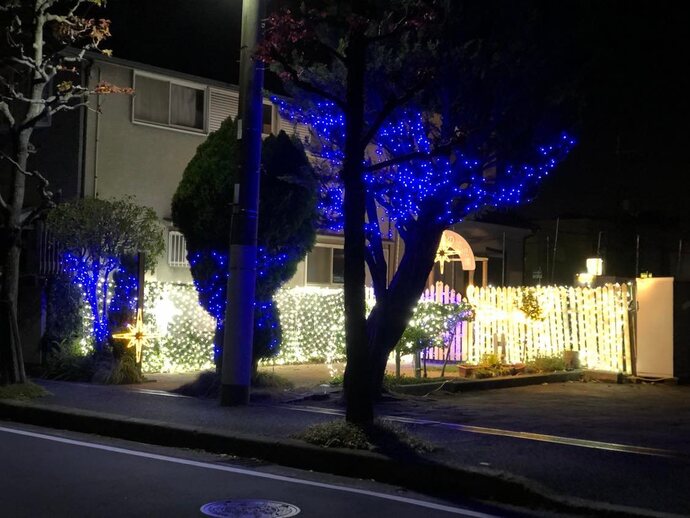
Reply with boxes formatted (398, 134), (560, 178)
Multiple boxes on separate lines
(0, 425), (497, 518)
(280, 405), (684, 460)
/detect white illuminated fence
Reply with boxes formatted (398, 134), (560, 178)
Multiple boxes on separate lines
(465, 284), (633, 373)
(90, 280), (632, 374)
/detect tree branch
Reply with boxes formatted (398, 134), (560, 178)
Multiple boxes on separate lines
(365, 142), (456, 174)
(365, 196), (388, 296)
(0, 100), (16, 126)
(313, 40), (346, 64)
(360, 77), (429, 148)
(272, 54), (346, 110)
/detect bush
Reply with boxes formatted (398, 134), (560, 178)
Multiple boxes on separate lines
(172, 118), (318, 364)
(42, 341), (144, 384)
(42, 274), (83, 352)
(526, 354), (566, 373)
(92, 354), (145, 385)
(42, 339), (97, 382)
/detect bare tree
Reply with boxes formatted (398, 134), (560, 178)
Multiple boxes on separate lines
(0, 0), (127, 385)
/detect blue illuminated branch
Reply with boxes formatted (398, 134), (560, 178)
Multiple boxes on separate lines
(273, 98), (575, 235)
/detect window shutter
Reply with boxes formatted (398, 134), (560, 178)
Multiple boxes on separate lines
(208, 89), (238, 132)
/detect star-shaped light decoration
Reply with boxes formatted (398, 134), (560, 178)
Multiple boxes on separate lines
(434, 230), (476, 274)
(112, 309), (158, 363)
(435, 233), (460, 274)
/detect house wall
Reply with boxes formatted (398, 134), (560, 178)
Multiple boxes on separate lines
(30, 107), (83, 204)
(83, 61), (216, 283)
(79, 58), (386, 289)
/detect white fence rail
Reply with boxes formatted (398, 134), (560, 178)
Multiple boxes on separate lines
(366, 281), (633, 372)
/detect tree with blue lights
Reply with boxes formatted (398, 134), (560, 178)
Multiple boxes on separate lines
(259, 0), (579, 424)
(172, 117), (318, 371)
(47, 197), (164, 354)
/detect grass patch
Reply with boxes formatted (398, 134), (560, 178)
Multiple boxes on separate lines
(174, 370), (294, 399)
(253, 371), (294, 390)
(328, 374), (344, 386)
(173, 370), (220, 398)
(0, 382), (50, 400)
(296, 419), (435, 454)
(384, 374), (455, 387)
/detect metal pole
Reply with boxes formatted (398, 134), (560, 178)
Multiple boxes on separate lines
(501, 231), (506, 287)
(634, 234), (640, 278)
(677, 239), (683, 278)
(545, 235), (550, 283)
(137, 252), (145, 315)
(136, 252), (145, 372)
(220, 0), (266, 406)
(596, 230), (603, 257)
(551, 217), (560, 284)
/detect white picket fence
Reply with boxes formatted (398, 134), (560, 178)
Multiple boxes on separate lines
(372, 282), (634, 373)
(467, 284), (633, 372)
(365, 283), (467, 363)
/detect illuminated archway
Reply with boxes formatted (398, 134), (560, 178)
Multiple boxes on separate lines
(434, 230), (476, 274)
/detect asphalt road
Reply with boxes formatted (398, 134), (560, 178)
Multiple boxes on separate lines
(0, 423), (513, 518)
(287, 382), (690, 517)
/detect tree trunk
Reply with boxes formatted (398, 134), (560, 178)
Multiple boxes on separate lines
(368, 223), (444, 396)
(0, 130), (31, 385)
(342, 32), (373, 425)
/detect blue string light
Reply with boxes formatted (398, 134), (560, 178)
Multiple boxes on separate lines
(187, 246), (295, 360)
(61, 252), (138, 348)
(272, 97), (575, 234)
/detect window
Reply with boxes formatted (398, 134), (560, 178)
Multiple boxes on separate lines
(133, 74), (205, 132)
(168, 231), (189, 268)
(306, 245), (344, 285)
(262, 103), (274, 134)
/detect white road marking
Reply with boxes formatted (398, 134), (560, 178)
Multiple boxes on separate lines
(0, 425), (498, 518)
(128, 388), (191, 398)
(281, 405), (684, 459)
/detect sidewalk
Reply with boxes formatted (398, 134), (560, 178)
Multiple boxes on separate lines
(2, 372), (689, 517)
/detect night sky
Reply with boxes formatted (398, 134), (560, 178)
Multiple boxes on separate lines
(98, 1), (690, 231)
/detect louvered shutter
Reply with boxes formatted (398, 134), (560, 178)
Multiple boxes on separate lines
(208, 89), (238, 132)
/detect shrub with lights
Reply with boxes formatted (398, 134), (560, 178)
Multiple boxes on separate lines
(396, 300), (475, 356)
(171, 117), (318, 368)
(143, 281), (215, 373)
(47, 196), (164, 354)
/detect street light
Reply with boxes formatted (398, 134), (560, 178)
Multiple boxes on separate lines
(220, 0), (266, 406)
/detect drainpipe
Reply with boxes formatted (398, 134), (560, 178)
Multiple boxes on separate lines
(551, 217), (560, 284)
(78, 59), (94, 199)
(93, 66), (102, 198)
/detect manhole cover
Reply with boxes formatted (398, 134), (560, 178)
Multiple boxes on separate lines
(200, 499), (301, 517)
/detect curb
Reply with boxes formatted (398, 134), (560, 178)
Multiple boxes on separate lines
(0, 399), (676, 518)
(392, 370), (584, 396)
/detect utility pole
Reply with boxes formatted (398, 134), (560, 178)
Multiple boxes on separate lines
(220, 0), (266, 406)
(551, 217), (560, 284)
